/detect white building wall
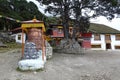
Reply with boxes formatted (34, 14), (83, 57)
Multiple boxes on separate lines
(15, 33), (26, 43)
(101, 35), (106, 50)
(111, 34), (120, 50)
(91, 34), (106, 50)
(91, 34), (120, 50)
(111, 35), (115, 50)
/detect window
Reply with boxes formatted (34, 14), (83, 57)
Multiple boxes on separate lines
(69, 28), (73, 33)
(105, 35), (111, 40)
(116, 34), (120, 40)
(58, 28), (62, 33)
(69, 28), (73, 37)
(115, 46), (120, 49)
(18, 35), (21, 40)
(94, 34), (101, 40)
(91, 44), (101, 48)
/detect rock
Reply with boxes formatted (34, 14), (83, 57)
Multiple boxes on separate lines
(0, 32), (15, 43)
(18, 41), (46, 71)
(18, 59), (44, 71)
(45, 40), (53, 59)
(46, 47), (53, 59)
(55, 39), (84, 54)
(45, 40), (51, 47)
(23, 42), (40, 59)
(33, 71), (37, 74)
(0, 41), (7, 47)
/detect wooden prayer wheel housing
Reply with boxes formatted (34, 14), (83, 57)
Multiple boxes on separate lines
(21, 18), (46, 60)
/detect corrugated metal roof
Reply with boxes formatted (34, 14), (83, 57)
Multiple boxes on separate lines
(89, 23), (120, 34)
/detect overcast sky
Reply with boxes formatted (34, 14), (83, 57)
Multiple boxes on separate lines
(27, 0), (120, 31)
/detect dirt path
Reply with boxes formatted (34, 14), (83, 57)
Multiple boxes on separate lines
(0, 49), (120, 80)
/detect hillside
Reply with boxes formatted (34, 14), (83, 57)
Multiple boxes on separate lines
(0, 0), (45, 31)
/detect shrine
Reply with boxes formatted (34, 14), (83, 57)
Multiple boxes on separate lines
(18, 18), (52, 70)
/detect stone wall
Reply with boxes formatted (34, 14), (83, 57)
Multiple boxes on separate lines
(0, 32), (15, 43)
(23, 42), (40, 59)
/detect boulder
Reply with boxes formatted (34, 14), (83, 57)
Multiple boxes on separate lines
(18, 59), (44, 71)
(45, 41), (53, 59)
(0, 32), (15, 43)
(18, 49), (46, 71)
(55, 39), (84, 54)
(0, 41), (7, 47)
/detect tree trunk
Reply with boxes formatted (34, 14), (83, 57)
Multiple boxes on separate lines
(54, 0), (84, 54)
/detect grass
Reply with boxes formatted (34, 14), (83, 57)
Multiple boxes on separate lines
(36, 68), (44, 72)
(16, 67), (44, 72)
(0, 42), (21, 53)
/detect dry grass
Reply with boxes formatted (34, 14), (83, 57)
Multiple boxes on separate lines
(0, 42), (21, 53)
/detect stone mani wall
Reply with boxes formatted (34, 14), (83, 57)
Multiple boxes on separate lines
(23, 41), (53, 60)
(23, 42), (40, 59)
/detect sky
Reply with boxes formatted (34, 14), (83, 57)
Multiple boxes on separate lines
(27, 0), (120, 31)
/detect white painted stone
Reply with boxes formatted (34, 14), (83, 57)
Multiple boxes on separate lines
(18, 50), (46, 71)
(18, 59), (44, 70)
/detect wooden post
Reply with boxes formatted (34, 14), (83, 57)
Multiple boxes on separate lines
(22, 30), (24, 58)
(42, 29), (45, 61)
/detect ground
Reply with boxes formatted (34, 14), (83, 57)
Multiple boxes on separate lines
(0, 49), (120, 80)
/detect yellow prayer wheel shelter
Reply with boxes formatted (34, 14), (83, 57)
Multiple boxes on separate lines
(21, 18), (46, 61)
